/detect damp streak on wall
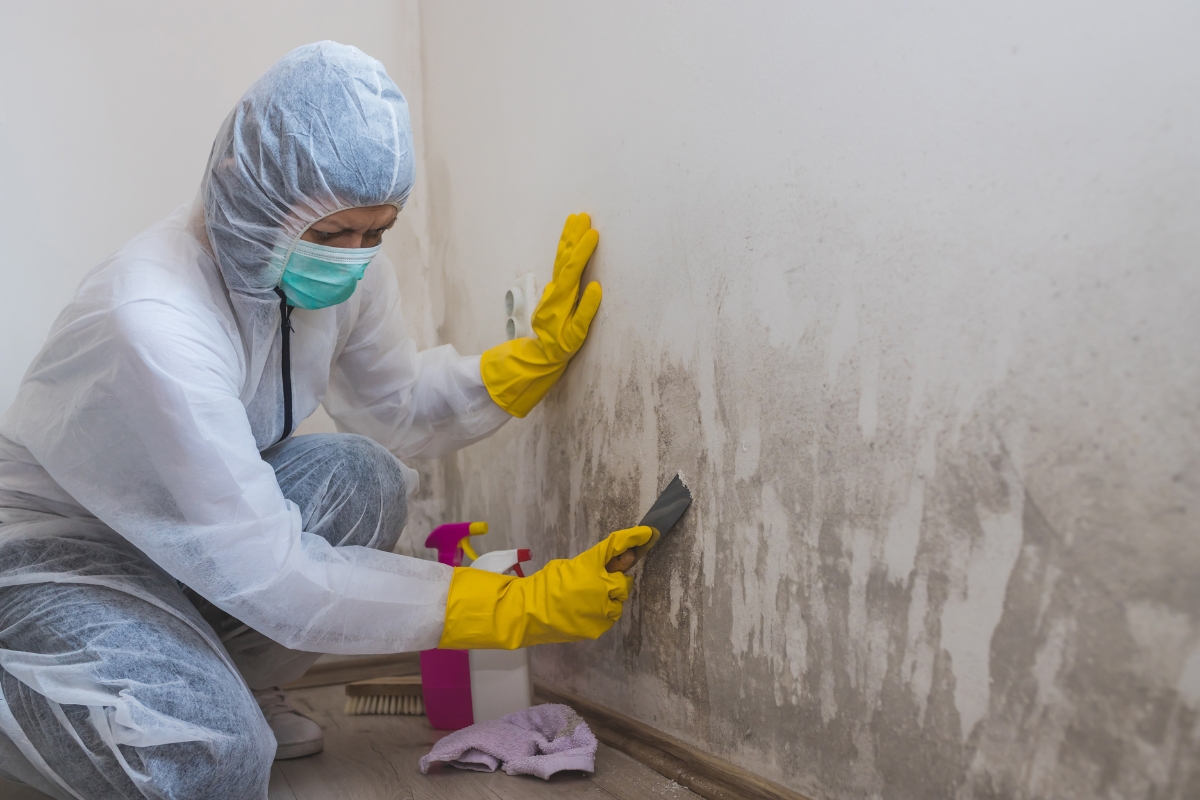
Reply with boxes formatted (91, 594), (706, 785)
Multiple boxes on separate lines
(396, 2), (1200, 798)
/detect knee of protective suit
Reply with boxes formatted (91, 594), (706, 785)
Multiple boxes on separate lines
(157, 715), (275, 800)
(266, 433), (410, 551)
(326, 433), (409, 550)
(117, 668), (277, 798)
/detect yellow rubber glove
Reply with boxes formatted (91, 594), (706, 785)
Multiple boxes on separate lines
(480, 213), (603, 418)
(438, 526), (653, 650)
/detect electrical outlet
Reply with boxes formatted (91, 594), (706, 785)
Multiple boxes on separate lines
(504, 273), (537, 339)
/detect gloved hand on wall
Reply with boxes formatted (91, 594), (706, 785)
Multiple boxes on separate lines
(438, 525), (653, 650)
(480, 213), (602, 418)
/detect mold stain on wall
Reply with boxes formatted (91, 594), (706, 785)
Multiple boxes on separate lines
(432, 287), (1200, 799)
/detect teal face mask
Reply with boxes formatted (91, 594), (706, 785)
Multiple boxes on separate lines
(275, 239), (381, 309)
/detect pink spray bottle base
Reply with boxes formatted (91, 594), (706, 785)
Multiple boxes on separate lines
(420, 521), (485, 730)
(420, 649), (473, 730)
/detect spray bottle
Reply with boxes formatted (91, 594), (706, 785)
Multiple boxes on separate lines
(462, 548), (534, 724)
(420, 522), (533, 729)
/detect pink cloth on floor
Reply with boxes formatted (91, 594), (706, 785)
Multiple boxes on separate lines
(418, 703), (597, 779)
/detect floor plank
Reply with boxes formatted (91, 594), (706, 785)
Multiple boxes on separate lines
(279, 683), (501, 800)
(268, 764), (301, 800)
(275, 686), (421, 799)
(477, 769), (619, 800)
(0, 778), (55, 799)
(282, 683), (701, 800)
(410, 767), (503, 800)
(590, 747), (699, 800)
(0, 683), (703, 800)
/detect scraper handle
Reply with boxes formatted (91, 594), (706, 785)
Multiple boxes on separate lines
(605, 550), (638, 573)
(604, 526), (661, 573)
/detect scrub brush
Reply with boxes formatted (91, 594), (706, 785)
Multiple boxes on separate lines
(344, 676), (425, 716)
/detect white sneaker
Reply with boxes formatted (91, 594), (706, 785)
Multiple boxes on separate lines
(253, 687), (324, 760)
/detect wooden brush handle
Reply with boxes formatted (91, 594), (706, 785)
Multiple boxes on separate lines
(605, 550), (638, 573)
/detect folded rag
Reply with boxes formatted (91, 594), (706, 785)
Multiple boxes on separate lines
(418, 703), (598, 779)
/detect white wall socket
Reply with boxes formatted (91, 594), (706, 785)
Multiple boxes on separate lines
(505, 273), (538, 339)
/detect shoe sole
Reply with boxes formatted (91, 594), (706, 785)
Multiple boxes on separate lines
(274, 739), (325, 760)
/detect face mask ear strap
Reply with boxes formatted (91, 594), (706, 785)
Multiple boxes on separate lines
(273, 217), (340, 284)
(276, 231), (305, 280)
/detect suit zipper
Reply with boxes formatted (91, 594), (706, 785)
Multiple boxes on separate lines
(274, 288), (294, 445)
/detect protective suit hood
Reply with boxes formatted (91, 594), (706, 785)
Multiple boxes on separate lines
(199, 40), (416, 423)
(203, 40), (415, 295)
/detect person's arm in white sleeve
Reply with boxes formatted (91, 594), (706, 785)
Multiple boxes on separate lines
(19, 297), (451, 654)
(323, 251), (511, 459)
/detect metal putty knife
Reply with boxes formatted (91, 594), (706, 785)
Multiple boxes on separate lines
(605, 474), (693, 573)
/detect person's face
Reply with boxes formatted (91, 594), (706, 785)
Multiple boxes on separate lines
(300, 204), (398, 248)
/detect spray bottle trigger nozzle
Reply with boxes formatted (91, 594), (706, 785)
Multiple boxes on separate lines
(460, 521), (489, 562)
(461, 540), (480, 562)
(426, 521), (490, 567)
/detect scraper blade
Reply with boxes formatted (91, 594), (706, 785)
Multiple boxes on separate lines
(605, 474), (693, 572)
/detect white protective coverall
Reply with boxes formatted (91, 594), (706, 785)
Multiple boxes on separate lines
(0, 41), (509, 797)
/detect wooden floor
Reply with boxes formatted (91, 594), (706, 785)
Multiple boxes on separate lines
(1, 683), (700, 800)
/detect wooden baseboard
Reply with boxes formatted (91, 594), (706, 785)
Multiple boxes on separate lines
(534, 680), (811, 800)
(282, 653), (419, 690)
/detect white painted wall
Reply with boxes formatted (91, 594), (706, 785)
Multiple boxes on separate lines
(0, 1), (433, 413)
(415, 2), (1200, 797)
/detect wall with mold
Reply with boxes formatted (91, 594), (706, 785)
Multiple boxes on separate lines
(404, 2), (1200, 798)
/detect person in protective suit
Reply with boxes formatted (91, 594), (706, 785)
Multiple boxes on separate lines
(0, 41), (650, 799)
